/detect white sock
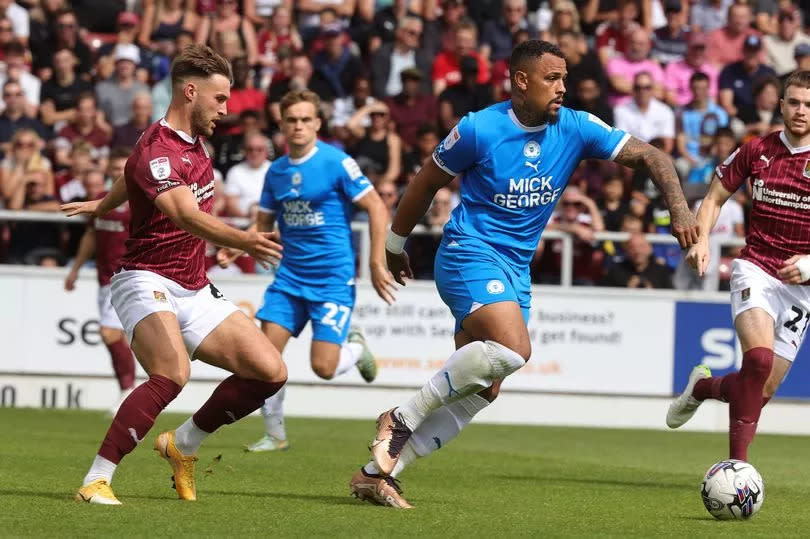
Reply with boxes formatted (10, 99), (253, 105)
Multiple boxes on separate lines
(174, 417), (208, 455)
(396, 341), (524, 431)
(334, 342), (363, 377)
(261, 386), (287, 440)
(363, 461), (381, 475)
(83, 454), (117, 486)
(391, 394), (490, 478)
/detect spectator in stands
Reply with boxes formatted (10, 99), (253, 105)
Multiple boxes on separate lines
(652, 0), (688, 65)
(138, 0), (198, 52)
(96, 12), (152, 85)
(480, 0), (535, 63)
(598, 175), (630, 232)
(402, 123), (439, 184)
(559, 30), (607, 107)
(217, 56), (266, 137)
(196, 0), (259, 66)
(268, 53), (333, 125)
(600, 232), (674, 289)
(690, 0), (732, 33)
(432, 20), (490, 96)
(594, 0), (641, 65)
(741, 76), (783, 137)
(368, 0), (413, 53)
(764, 6), (810, 78)
(54, 140), (93, 202)
(215, 109), (263, 174)
(686, 126), (737, 185)
(606, 29), (665, 106)
(312, 22), (365, 98)
(422, 0), (466, 61)
(95, 44), (151, 128)
(426, 186), (453, 231)
(664, 31), (719, 107)
(375, 178), (399, 222)
(0, 81), (48, 154)
(437, 55), (493, 133)
(347, 101), (402, 185)
(615, 72), (675, 154)
(0, 16), (15, 62)
(6, 165), (62, 264)
(384, 67), (437, 151)
(243, 0), (293, 26)
(675, 71), (729, 180)
(106, 145), (129, 185)
(39, 48), (92, 129)
(332, 75), (375, 145)
(224, 132), (271, 218)
(370, 14), (430, 99)
(111, 93), (152, 148)
(0, 41), (40, 116)
(1, 128), (51, 205)
(539, 0), (582, 45)
(33, 9), (93, 79)
(791, 43), (810, 84)
(718, 34), (777, 119)
(54, 93), (111, 168)
(256, 5), (302, 88)
(150, 30), (194, 121)
(706, 3), (758, 68)
(295, 1), (356, 43)
(27, 0), (66, 63)
(0, 0), (28, 45)
(568, 76), (613, 125)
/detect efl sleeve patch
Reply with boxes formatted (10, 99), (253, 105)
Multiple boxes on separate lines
(342, 157), (363, 180)
(149, 157), (172, 180)
(442, 125), (461, 150)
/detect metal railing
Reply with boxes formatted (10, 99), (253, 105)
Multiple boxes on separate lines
(0, 209), (746, 288)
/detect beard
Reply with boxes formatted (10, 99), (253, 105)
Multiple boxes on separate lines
(190, 103), (214, 137)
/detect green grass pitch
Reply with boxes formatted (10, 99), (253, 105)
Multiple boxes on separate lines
(3, 407), (810, 537)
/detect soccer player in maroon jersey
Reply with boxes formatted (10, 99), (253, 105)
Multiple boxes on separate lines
(62, 45), (287, 505)
(64, 176), (136, 414)
(668, 70), (810, 462)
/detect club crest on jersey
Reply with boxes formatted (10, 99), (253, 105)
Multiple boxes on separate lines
(149, 156), (171, 180)
(291, 172), (302, 185)
(153, 291), (167, 302)
(804, 160), (810, 178)
(486, 280), (505, 294)
(741, 288), (750, 301)
(523, 140), (540, 159)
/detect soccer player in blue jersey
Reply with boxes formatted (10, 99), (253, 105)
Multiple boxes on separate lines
(349, 40), (699, 508)
(220, 89), (396, 452)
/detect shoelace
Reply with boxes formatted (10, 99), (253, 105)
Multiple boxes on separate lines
(386, 413), (412, 458)
(383, 476), (404, 495)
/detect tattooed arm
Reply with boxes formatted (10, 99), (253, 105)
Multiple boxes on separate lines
(614, 136), (699, 248)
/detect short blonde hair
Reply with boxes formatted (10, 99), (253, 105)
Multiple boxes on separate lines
(279, 89), (321, 116)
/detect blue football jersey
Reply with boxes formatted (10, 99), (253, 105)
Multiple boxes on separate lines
(259, 141), (373, 297)
(433, 101), (630, 269)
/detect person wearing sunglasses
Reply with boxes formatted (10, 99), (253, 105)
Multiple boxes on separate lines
(615, 71), (675, 154)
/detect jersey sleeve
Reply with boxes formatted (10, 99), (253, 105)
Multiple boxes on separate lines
(714, 138), (758, 193)
(574, 110), (631, 161)
(338, 154), (374, 202)
(258, 167), (277, 213)
(432, 113), (478, 176)
(132, 144), (185, 201)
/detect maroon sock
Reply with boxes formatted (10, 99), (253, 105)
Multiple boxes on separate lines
(106, 339), (136, 390)
(192, 375), (285, 433)
(727, 347), (773, 460)
(692, 375), (735, 402)
(98, 375), (182, 464)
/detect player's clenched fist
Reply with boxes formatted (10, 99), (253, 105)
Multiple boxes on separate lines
(241, 230), (282, 268)
(670, 204), (700, 249)
(386, 249), (413, 286)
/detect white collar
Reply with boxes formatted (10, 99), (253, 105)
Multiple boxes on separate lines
(779, 131), (810, 154)
(508, 108), (547, 132)
(159, 117), (196, 144)
(289, 144), (319, 164)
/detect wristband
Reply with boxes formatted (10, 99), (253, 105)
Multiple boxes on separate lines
(385, 230), (407, 254)
(796, 256), (810, 282)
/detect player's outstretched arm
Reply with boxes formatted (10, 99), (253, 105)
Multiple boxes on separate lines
(64, 226), (96, 291)
(614, 137), (699, 248)
(687, 176), (733, 276)
(154, 186), (283, 268)
(386, 158), (455, 285)
(354, 189), (397, 305)
(60, 174), (129, 218)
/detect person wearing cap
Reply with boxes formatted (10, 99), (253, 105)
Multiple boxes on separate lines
(718, 33), (776, 118)
(706, 3), (759, 67)
(664, 31), (720, 107)
(789, 43), (810, 85)
(651, 0), (689, 65)
(97, 12), (152, 84)
(437, 55), (494, 133)
(384, 66), (437, 150)
(764, 6), (810, 77)
(94, 43), (151, 127)
(370, 14), (431, 98)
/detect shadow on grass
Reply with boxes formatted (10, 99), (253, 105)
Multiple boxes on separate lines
(490, 474), (694, 491)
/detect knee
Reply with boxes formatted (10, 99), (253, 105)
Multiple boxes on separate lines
(743, 347), (773, 379)
(159, 362), (190, 387)
(255, 349), (288, 384)
(500, 338), (531, 363)
(311, 359), (336, 380)
(100, 326), (124, 346)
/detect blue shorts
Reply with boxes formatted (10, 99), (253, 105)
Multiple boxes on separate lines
(256, 285), (355, 345)
(434, 240), (531, 334)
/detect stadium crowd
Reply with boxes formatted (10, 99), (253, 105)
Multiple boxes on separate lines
(0, 0), (805, 289)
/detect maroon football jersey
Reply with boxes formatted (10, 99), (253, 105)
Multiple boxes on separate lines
(118, 119), (215, 290)
(716, 131), (810, 281)
(92, 196), (129, 286)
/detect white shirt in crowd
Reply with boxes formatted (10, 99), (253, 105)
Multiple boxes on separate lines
(614, 97), (675, 144)
(224, 160), (271, 216)
(4, 2), (28, 39)
(332, 96), (374, 128)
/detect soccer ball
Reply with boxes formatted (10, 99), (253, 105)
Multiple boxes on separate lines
(700, 459), (764, 520)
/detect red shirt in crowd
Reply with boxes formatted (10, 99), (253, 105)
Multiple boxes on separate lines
(119, 119), (215, 290)
(431, 50), (490, 89)
(222, 87), (266, 135)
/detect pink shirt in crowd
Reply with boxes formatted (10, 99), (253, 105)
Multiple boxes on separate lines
(606, 57), (665, 106)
